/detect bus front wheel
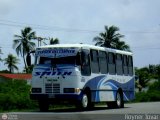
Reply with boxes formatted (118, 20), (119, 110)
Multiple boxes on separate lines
(76, 91), (94, 110)
(76, 93), (88, 109)
(81, 93), (88, 108)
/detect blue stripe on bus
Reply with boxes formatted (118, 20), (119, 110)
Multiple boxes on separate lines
(85, 76), (135, 102)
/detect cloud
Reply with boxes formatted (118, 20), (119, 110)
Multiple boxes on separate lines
(0, 0), (160, 70)
(0, 0), (12, 15)
(0, 0), (24, 15)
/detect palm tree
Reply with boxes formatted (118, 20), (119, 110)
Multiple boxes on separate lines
(135, 67), (152, 92)
(49, 38), (59, 45)
(4, 54), (19, 73)
(13, 27), (36, 71)
(93, 25), (130, 51)
(114, 39), (131, 51)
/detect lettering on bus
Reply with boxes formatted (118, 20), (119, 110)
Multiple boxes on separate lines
(36, 49), (76, 56)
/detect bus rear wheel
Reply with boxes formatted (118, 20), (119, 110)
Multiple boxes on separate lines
(107, 90), (124, 108)
(116, 91), (124, 108)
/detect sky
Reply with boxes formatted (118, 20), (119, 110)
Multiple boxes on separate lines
(0, 0), (160, 72)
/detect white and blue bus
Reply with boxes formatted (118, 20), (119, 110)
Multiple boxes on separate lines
(30, 44), (135, 111)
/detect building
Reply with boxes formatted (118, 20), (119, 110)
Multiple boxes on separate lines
(0, 73), (32, 84)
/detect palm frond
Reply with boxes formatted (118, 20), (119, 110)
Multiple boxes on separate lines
(95, 41), (104, 46)
(28, 31), (36, 40)
(93, 36), (104, 42)
(15, 43), (22, 56)
(50, 38), (59, 45)
(14, 35), (23, 39)
(93, 25), (131, 51)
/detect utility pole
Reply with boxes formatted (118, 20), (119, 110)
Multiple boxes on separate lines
(36, 37), (43, 47)
(36, 37), (48, 47)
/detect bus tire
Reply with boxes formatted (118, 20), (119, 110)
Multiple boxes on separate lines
(76, 93), (88, 109)
(115, 90), (124, 108)
(38, 100), (49, 112)
(107, 90), (124, 108)
(76, 92), (93, 110)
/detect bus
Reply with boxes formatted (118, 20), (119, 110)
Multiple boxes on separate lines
(30, 44), (135, 111)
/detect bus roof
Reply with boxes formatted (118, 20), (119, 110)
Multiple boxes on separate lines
(38, 44), (133, 56)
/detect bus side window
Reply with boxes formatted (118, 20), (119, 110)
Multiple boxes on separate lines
(81, 50), (91, 76)
(116, 54), (123, 75)
(90, 50), (100, 73)
(128, 56), (133, 76)
(123, 55), (128, 75)
(99, 51), (108, 74)
(108, 52), (116, 74)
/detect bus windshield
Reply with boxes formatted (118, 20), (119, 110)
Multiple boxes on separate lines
(36, 54), (81, 66)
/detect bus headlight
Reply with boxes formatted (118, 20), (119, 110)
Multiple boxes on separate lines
(74, 88), (81, 93)
(63, 88), (81, 93)
(32, 88), (42, 93)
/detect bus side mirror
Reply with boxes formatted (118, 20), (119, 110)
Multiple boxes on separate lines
(26, 50), (35, 67)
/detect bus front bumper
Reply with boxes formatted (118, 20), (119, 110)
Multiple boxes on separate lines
(30, 93), (82, 101)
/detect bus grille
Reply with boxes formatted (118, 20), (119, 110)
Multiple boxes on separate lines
(45, 83), (60, 93)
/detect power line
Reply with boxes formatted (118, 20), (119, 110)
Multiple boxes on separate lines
(0, 19), (160, 34)
(0, 20), (100, 33)
(132, 47), (160, 50)
(1, 19), (160, 51)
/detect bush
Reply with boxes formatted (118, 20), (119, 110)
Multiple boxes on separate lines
(147, 91), (160, 101)
(148, 80), (160, 91)
(134, 81), (160, 102)
(0, 79), (38, 111)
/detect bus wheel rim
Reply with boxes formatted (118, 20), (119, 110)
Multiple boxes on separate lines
(82, 94), (88, 108)
(117, 92), (121, 107)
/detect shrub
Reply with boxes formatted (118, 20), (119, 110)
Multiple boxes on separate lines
(148, 80), (160, 91)
(134, 81), (160, 102)
(134, 92), (149, 102)
(0, 79), (38, 111)
(147, 91), (160, 101)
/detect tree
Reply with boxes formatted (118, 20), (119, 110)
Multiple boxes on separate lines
(4, 54), (19, 73)
(113, 39), (131, 51)
(49, 38), (59, 45)
(13, 27), (36, 72)
(93, 25), (130, 51)
(23, 64), (34, 73)
(135, 67), (152, 92)
(155, 65), (160, 81)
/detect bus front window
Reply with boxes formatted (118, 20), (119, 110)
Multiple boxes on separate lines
(36, 56), (78, 65)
